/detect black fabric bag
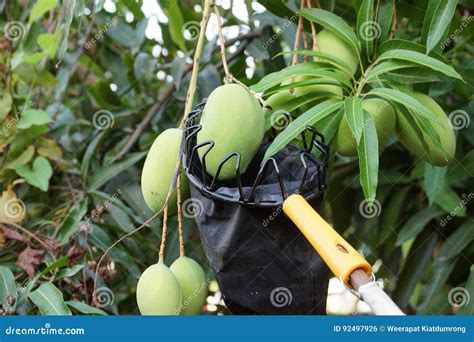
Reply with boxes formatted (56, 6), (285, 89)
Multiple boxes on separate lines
(184, 104), (330, 315)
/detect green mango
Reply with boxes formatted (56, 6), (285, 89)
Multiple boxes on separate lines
(335, 98), (396, 156)
(396, 92), (455, 166)
(170, 256), (207, 315)
(136, 261), (182, 315)
(264, 90), (295, 116)
(141, 128), (187, 214)
(197, 84), (264, 180)
(317, 30), (358, 75)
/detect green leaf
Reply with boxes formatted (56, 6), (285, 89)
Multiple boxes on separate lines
(37, 30), (61, 58)
(357, 0), (375, 57)
(417, 258), (456, 314)
(28, 283), (72, 315)
(382, 68), (443, 84)
(16, 109), (52, 129)
(263, 99), (344, 161)
(376, 0), (395, 42)
(367, 88), (437, 121)
(377, 49), (463, 80)
(57, 0), (76, 61)
(423, 0), (458, 53)
(66, 301), (107, 315)
(159, 0), (187, 51)
(423, 164), (447, 205)
(366, 60), (414, 81)
(15, 157), (53, 192)
(29, 0), (58, 24)
(81, 131), (107, 178)
(396, 206), (444, 246)
(0, 93), (13, 121)
(433, 183), (466, 217)
(4, 145), (35, 170)
(378, 39), (448, 62)
(57, 265), (83, 279)
(393, 228), (438, 308)
(344, 98), (364, 144)
(251, 62), (351, 92)
(357, 109), (379, 203)
(58, 198), (88, 244)
(276, 50), (354, 77)
(437, 220), (474, 262)
(299, 8), (360, 58)
(0, 266), (17, 307)
(456, 265), (474, 315)
(88, 152), (146, 190)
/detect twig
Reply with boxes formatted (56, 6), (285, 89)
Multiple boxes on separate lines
(158, 203), (169, 262)
(306, 0), (319, 55)
(214, 5), (232, 83)
(177, 172), (185, 257)
(291, 1), (306, 66)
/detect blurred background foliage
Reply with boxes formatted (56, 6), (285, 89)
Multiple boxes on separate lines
(0, 0), (472, 315)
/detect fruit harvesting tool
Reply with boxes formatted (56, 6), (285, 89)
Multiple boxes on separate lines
(283, 194), (404, 315)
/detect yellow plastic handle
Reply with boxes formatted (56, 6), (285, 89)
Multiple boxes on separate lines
(282, 194), (371, 286)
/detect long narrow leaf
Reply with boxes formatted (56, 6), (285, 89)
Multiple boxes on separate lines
(263, 99), (344, 161)
(423, 0), (458, 53)
(299, 8), (361, 57)
(377, 49), (463, 80)
(344, 98), (364, 144)
(357, 109), (379, 203)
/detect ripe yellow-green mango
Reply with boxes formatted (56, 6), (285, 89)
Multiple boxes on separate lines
(335, 99), (396, 156)
(264, 90), (295, 116)
(136, 261), (182, 315)
(317, 30), (358, 75)
(170, 256), (207, 315)
(197, 84), (264, 180)
(141, 128), (187, 215)
(396, 92), (455, 166)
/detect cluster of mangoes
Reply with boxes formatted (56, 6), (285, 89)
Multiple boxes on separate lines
(265, 30), (455, 166)
(136, 256), (207, 315)
(138, 83), (265, 315)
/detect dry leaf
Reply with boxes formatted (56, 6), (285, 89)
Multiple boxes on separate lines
(16, 246), (44, 279)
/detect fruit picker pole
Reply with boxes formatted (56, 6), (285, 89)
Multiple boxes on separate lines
(283, 195), (405, 315)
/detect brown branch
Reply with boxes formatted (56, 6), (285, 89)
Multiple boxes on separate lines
(117, 30), (261, 159)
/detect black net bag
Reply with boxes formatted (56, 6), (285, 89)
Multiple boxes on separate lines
(183, 101), (330, 315)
